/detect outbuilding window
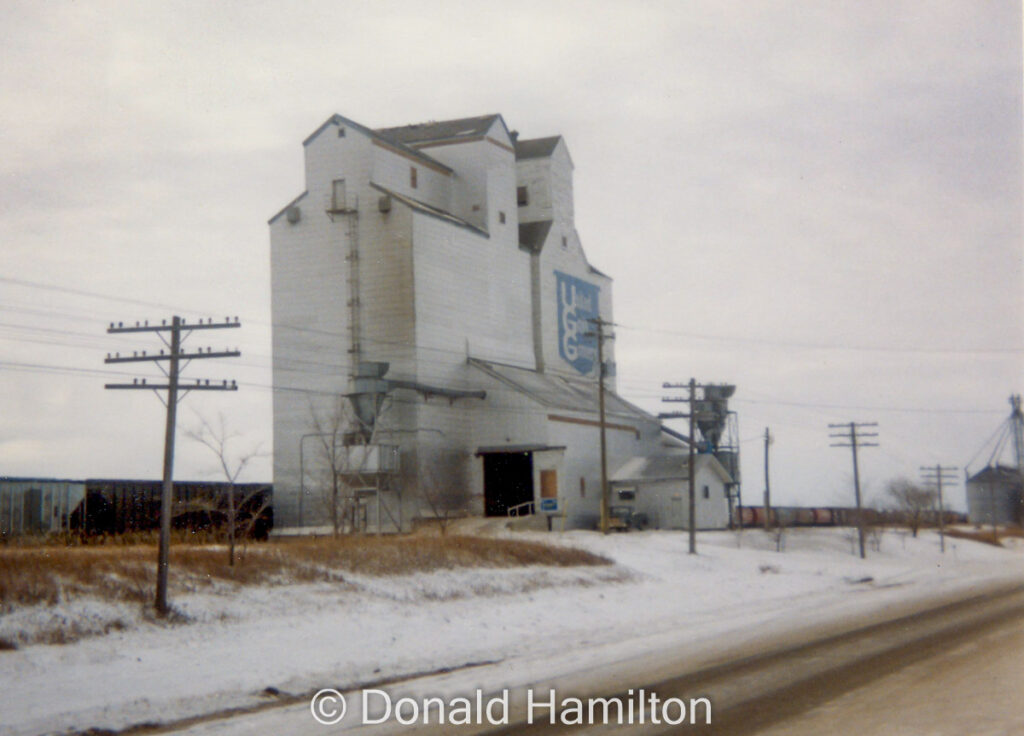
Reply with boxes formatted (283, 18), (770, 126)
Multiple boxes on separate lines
(517, 186), (529, 206)
(702, 485), (710, 499)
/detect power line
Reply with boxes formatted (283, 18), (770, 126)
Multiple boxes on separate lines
(5, 275), (1021, 359)
(920, 464), (958, 553)
(105, 315), (241, 616)
(829, 421), (879, 559)
(615, 322), (1024, 355)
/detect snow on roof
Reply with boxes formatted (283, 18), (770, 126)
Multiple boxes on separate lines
(611, 452), (731, 483)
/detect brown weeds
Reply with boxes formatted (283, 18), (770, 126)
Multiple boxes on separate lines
(945, 526), (1023, 547)
(0, 535), (609, 611)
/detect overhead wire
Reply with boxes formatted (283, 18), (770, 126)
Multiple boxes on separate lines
(0, 276), (1012, 419)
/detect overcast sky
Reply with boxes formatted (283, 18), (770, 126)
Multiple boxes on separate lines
(1, 1), (1020, 509)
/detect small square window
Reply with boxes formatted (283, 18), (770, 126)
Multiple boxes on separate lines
(498, 211), (506, 224)
(410, 167), (418, 188)
(337, 128), (346, 137)
(517, 186), (529, 206)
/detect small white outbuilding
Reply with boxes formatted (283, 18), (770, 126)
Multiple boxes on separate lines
(609, 450), (733, 530)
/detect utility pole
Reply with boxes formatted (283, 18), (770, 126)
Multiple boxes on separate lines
(586, 318), (614, 534)
(662, 380), (701, 554)
(829, 422), (878, 559)
(919, 464), (957, 554)
(106, 316), (241, 616)
(763, 427), (772, 531)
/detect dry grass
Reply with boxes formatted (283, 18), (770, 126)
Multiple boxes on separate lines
(0, 535), (610, 612)
(944, 526), (1024, 547)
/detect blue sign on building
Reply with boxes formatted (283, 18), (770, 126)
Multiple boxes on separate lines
(555, 270), (600, 375)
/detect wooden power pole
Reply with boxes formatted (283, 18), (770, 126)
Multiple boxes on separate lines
(662, 380), (703, 554)
(106, 316), (241, 615)
(586, 318), (614, 534)
(920, 464), (958, 553)
(763, 427), (772, 531)
(829, 421), (878, 559)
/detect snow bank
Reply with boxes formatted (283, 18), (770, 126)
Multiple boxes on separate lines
(0, 528), (1021, 736)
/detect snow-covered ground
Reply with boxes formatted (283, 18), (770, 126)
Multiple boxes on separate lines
(1, 527), (1022, 736)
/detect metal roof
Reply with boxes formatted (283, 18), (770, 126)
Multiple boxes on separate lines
(967, 464), (1024, 486)
(515, 136), (561, 160)
(475, 444), (566, 456)
(377, 114), (503, 146)
(518, 220), (553, 254)
(302, 114), (453, 173)
(469, 358), (654, 423)
(610, 453), (732, 484)
(370, 183), (489, 237)
(267, 190), (309, 225)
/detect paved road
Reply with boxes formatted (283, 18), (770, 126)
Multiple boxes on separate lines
(143, 583), (1024, 736)
(480, 584), (1024, 735)
(748, 615), (1024, 736)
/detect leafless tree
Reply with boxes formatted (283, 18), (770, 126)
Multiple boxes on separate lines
(887, 477), (936, 538)
(308, 398), (367, 536)
(183, 413), (267, 566)
(865, 509), (885, 552)
(771, 510), (787, 552)
(416, 452), (470, 536)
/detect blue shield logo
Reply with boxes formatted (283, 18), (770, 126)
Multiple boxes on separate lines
(555, 271), (600, 375)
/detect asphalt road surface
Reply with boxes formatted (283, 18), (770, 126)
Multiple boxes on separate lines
(479, 584), (1024, 736)
(747, 615), (1024, 736)
(137, 583), (1024, 736)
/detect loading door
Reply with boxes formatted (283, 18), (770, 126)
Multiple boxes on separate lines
(483, 452), (534, 517)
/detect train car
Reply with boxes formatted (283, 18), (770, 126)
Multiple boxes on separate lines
(69, 480), (273, 538)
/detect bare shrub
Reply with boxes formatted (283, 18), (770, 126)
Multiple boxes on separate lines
(887, 477), (936, 538)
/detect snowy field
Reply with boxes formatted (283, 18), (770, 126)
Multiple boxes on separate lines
(1, 527), (1022, 736)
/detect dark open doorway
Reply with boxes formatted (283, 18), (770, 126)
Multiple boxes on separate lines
(482, 452), (534, 517)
